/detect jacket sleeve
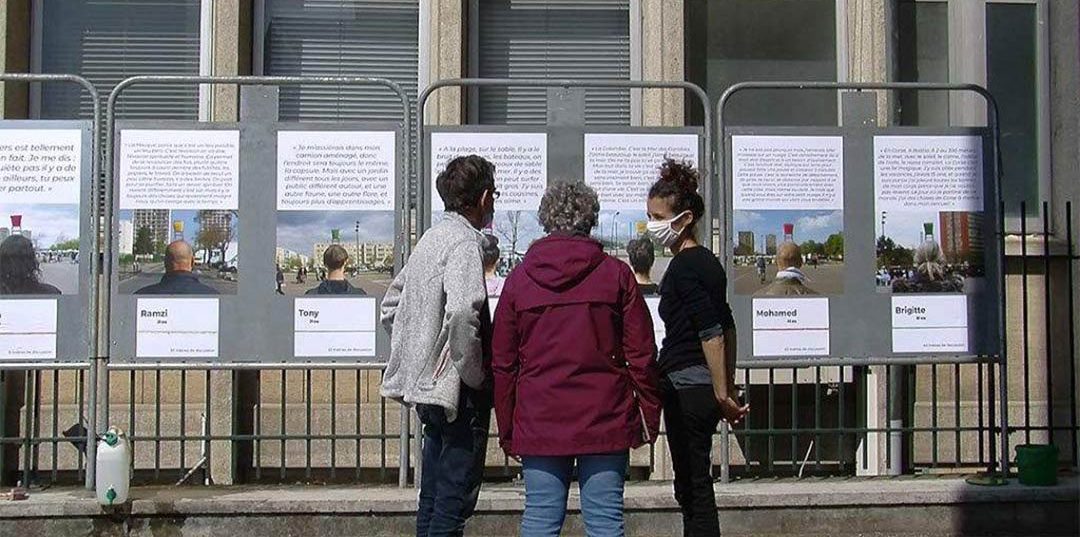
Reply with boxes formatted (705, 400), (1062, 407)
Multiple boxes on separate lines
(443, 238), (489, 390)
(491, 280), (519, 454)
(380, 268), (406, 337)
(621, 271), (662, 445)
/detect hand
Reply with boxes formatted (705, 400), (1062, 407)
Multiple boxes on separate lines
(716, 394), (749, 425)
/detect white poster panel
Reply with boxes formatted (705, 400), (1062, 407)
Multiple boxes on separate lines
(751, 298), (830, 357)
(584, 134), (698, 211)
(891, 295), (969, 353)
(430, 132), (546, 212)
(645, 296), (665, 344)
(294, 297), (377, 357)
(136, 298), (219, 358)
(0, 130), (82, 204)
(119, 130), (240, 210)
(0, 300), (57, 360)
(277, 131), (396, 211)
(875, 136), (983, 212)
(732, 136), (844, 211)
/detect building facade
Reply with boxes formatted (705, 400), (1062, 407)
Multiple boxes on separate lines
(0, 0), (1076, 484)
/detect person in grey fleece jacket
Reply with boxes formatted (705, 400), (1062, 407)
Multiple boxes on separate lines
(380, 155), (496, 537)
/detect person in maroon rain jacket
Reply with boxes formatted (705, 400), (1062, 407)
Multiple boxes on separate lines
(492, 181), (662, 537)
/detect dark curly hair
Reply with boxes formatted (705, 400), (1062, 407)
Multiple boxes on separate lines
(647, 158), (705, 231)
(481, 234), (501, 270)
(626, 236), (655, 276)
(436, 155), (496, 214)
(0, 235), (42, 293)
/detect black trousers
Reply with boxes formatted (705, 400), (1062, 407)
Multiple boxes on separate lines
(662, 380), (722, 537)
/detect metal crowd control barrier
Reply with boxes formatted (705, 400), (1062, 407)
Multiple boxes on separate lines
(417, 78), (713, 234)
(416, 77), (713, 485)
(714, 82), (1006, 482)
(0, 73), (100, 490)
(102, 76), (413, 487)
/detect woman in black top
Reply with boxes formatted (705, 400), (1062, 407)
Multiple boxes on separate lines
(645, 160), (748, 537)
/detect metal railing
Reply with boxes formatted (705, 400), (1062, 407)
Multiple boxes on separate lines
(0, 74), (99, 490)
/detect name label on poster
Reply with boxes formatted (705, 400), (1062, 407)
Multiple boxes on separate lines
(294, 297), (376, 357)
(891, 295), (968, 353)
(751, 298), (830, 357)
(0, 299), (57, 360)
(136, 298), (219, 358)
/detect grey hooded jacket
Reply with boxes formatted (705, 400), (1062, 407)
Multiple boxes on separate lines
(380, 212), (490, 421)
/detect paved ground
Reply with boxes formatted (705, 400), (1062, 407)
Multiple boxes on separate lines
(1, 476), (1074, 536)
(733, 263), (845, 295)
(39, 261), (78, 294)
(117, 267), (239, 295)
(279, 271), (392, 297)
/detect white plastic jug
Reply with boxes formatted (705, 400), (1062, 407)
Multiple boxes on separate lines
(95, 427), (130, 506)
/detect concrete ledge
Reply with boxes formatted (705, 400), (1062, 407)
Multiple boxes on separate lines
(1, 477), (1076, 536)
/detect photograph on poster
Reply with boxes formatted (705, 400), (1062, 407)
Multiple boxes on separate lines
(0, 204), (80, 295)
(118, 129), (241, 296)
(732, 209), (844, 296)
(275, 130), (397, 299)
(874, 135), (985, 295)
(276, 211), (394, 297)
(116, 209), (239, 295)
(0, 129), (83, 296)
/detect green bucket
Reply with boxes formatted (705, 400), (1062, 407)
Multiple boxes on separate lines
(1015, 444), (1059, 486)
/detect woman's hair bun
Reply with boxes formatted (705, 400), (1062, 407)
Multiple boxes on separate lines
(658, 158), (699, 193)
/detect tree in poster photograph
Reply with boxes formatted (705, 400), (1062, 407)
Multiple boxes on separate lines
(133, 226), (155, 257)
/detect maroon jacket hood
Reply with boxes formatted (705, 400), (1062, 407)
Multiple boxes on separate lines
(520, 234), (606, 292)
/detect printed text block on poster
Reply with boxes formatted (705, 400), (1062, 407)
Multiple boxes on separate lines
(733, 136), (844, 211)
(430, 132), (546, 212)
(277, 131), (396, 211)
(875, 136), (983, 212)
(584, 134), (698, 211)
(120, 130), (240, 210)
(0, 130), (82, 204)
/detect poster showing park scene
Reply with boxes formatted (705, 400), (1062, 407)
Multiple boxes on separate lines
(117, 209), (239, 295)
(275, 211), (395, 296)
(0, 204), (81, 295)
(732, 209), (845, 296)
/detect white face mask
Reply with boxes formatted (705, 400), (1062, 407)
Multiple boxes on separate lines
(646, 211), (690, 248)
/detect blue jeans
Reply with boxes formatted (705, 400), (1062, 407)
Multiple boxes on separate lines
(521, 452), (629, 537)
(415, 385), (492, 537)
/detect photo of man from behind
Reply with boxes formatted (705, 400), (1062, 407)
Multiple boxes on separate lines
(305, 244), (366, 295)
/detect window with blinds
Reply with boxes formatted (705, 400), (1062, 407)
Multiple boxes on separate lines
(260, 0), (420, 122)
(38, 0), (203, 120)
(474, 0), (631, 125)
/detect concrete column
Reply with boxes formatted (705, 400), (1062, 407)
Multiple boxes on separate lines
(641, 0), (683, 127)
(209, 0), (252, 122)
(844, 0), (892, 125)
(0, 0), (29, 119)
(205, 0), (251, 485)
(425, 0), (464, 125)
